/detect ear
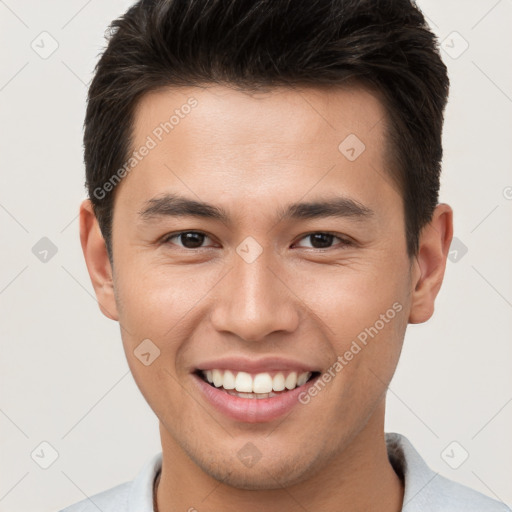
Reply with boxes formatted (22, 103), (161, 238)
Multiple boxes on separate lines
(79, 199), (119, 321)
(408, 203), (453, 324)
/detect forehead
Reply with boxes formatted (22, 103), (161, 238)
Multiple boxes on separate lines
(132, 83), (387, 148)
(116, 84), (397, 218)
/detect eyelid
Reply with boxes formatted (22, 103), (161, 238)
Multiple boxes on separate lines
(160, 230), (354, 250)
(292, 231), (354, 249)
(160, 230), (217, 248)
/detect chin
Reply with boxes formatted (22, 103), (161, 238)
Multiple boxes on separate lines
(189, 443), (326, 491)
(204, 463), (309, 490)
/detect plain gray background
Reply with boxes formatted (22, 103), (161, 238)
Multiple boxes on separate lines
(1, 1), (511, 511)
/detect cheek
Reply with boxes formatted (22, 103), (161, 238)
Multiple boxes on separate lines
(307, 304), (406, 431)
(113, 258), (220, 337)
(294, 260), (408, 396)
(291, 256), (408, 333)
(125, 354), (190, 427)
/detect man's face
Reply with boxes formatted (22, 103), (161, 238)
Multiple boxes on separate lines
(107, 85), (415, 488)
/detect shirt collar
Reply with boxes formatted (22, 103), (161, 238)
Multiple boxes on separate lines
(386, 432), (441, 511)
(128, 451), (162, 512)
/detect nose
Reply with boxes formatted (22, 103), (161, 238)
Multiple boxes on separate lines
(210, 251), (300, 343)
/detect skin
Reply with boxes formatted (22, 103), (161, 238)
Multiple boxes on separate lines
(80, 84), (453, 511)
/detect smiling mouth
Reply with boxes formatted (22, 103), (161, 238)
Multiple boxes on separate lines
(195, 369), (320, 399)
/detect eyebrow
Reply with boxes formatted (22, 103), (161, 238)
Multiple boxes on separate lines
(138, 193), (374, 224)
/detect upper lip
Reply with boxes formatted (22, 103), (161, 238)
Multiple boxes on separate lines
(194, 356), (321, 374)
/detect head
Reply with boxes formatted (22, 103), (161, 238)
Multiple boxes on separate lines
(81, 0), (452, 491)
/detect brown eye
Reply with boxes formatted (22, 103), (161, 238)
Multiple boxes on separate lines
(163, 231), (211, 249)
(294, 232), (351, 249)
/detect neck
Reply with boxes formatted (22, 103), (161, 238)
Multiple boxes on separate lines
(155, 404), (403, 512)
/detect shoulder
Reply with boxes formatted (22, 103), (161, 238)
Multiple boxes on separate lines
(386, 433), (510, 512)
(57, 452), (162, 512)
(428, 472), (510, 512)
(58, 482), (130, 512)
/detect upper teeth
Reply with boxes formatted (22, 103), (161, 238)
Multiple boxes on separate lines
(203, 370), (312, 393)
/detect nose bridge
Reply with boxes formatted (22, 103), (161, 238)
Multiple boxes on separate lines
(210, 247), (299, 342)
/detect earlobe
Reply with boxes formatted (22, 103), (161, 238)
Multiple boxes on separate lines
(79, 199), (119, 321)
(408, 203), (453, 324)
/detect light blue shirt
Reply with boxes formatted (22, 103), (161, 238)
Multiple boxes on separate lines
(59, 433), (510, 511)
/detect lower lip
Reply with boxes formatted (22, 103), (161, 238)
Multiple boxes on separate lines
(193, 373), (319, 423)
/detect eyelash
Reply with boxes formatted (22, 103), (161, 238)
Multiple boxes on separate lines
(160, 230), (354, 250)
